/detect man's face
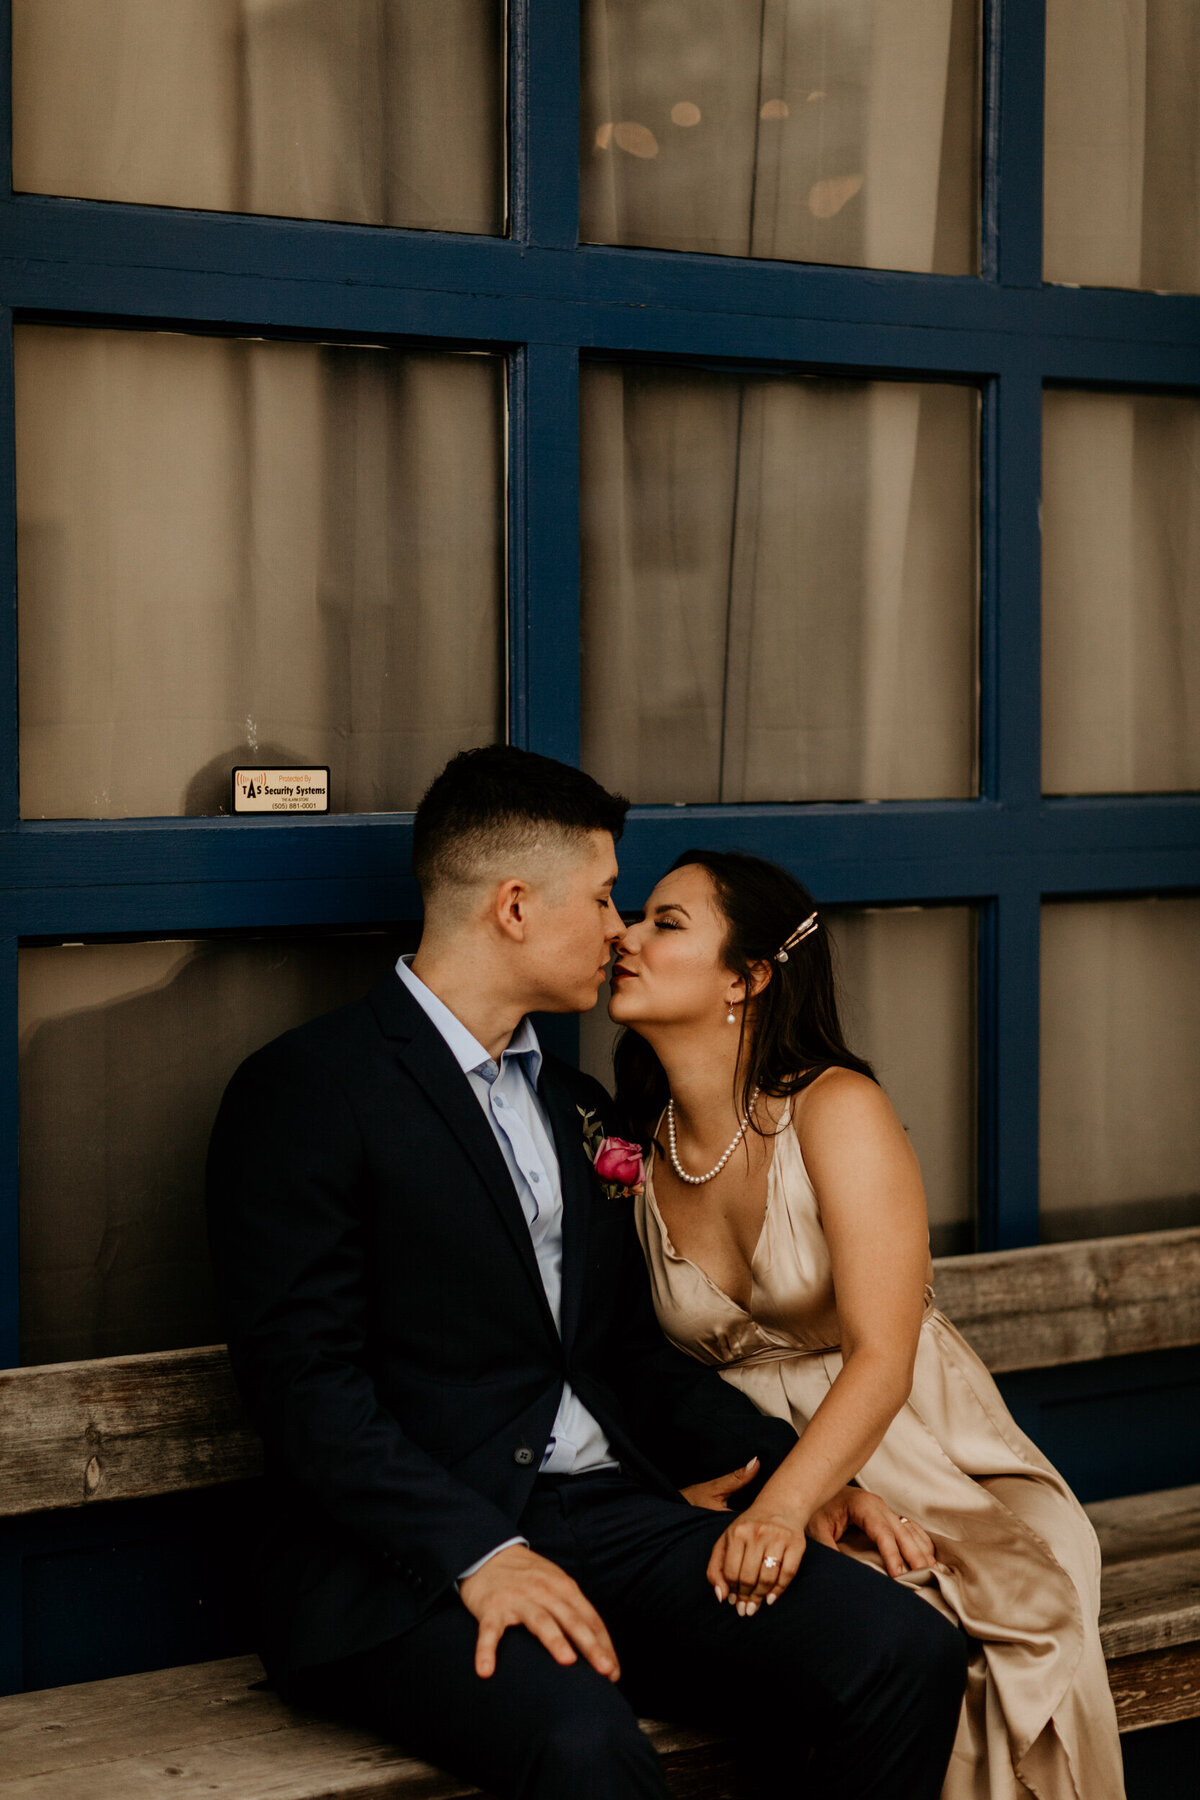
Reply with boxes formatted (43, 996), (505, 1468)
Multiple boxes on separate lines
(520, 831), (623, 1014)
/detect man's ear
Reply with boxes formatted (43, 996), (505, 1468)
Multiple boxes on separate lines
(492, 877), (530, 941)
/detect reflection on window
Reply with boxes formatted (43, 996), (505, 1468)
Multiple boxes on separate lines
(1040, 897), (1200, 1243)
(582, 901), (976, 1257)
(1042, 390), (1200, 795)
(12, 0), (505, 234)
(581, 0), (980, 273)
(1044, 0), (1200, 291)
(18, 933), (408, 1366)
(580, 362), (978, 803)
(16, 326), (506, 819)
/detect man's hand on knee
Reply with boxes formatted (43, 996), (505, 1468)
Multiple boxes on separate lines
(458, 1544), (621, 1683)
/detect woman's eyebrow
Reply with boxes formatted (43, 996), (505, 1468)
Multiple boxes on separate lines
(653, 903), (690, 918)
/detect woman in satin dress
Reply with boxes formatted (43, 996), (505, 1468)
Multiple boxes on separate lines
(608, 848), (1125, 1800)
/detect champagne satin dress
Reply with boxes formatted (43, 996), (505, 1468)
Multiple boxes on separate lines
(635, 1107), (1126, 1800)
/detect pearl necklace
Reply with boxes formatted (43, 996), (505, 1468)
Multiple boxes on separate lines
(666, 1088), (761, 1185)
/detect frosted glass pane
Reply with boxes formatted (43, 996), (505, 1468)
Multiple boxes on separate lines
(1042, 390), (1200, 795)
(1044, 0), (1200, 291)
(581, 901), (976, 1256)
(17, 326), (505, 819)
(18, 933), (407, 1365)
(581, 363), (978, 803)
(582, 0), (980, 273)
(833, 906), (976, 1256)
(1040, 898), (1200, 1241)
(12, 0), (505, 234)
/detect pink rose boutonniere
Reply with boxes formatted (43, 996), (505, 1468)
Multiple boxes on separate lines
(578, 1107), (646, 1200)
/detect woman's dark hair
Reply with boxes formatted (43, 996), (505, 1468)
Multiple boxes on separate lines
(613, 848), (876, 1143)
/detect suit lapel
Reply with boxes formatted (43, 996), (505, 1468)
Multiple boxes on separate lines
(370, 977), (559, 1340)
(539, 1065), (597, 1353)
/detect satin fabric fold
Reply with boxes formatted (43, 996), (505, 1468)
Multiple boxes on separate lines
(635, 1112), (1125, 1799)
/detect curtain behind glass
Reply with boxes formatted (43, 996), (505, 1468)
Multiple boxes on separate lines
(17, 327), (505, 818)
(581, 363), (977, 803)
(1040, 898), (1200, 1242)
(1044, 0), (1199, 290)
(581, 0), (979, 273)
(19, 933), (407, 1365)
(1042, 389), (1200, 795)
(12, 0), (505, 234)
(580, 903), (975, 1255)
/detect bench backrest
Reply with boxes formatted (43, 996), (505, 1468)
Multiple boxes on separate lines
(2, 1226), (1198, 1521)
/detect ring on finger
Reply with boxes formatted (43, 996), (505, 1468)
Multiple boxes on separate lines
(762, 1555), (780, 1571)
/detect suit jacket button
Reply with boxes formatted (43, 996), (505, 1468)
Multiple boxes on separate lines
(514, 1446), (535, 1467)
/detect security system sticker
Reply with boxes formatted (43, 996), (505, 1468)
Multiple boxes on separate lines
(232, 768), (330, 813)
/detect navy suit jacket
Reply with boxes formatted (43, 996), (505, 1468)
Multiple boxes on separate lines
(205, 973), (798, 1683)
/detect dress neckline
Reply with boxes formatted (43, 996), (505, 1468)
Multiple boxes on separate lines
(646, 1101), (791, 1318)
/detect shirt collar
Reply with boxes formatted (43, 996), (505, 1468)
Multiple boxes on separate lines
(395, 954), (543, 1085)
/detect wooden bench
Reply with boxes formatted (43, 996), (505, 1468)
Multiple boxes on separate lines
(1, 1225), (1198, 1798)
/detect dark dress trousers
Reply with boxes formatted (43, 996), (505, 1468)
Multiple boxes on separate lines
(206, 974), (967, 1799)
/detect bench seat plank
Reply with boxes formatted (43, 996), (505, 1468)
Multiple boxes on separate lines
(1086, 1484), (1200, 1566)
(1106, 1643), (1200, 1734)
(0, 1657), (716, 1800)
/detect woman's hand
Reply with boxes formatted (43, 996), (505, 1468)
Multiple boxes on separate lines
(807, 1484), (937, 1578)
(681, 1455), (760, 1512)
(706, 1501), (808, 1615)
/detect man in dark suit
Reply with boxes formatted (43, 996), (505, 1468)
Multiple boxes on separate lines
(206, 746), (967, 1799)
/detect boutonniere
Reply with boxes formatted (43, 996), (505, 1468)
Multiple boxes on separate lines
(578, 1107), (646, 1199)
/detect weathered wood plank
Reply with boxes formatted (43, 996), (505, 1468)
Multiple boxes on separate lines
(931, 1226), (1200, 1373)
(1097, 1549), (1200, 1659)
(0, 1347), (262, 1517)
(1106, 1641), (1200, 1733)
(0, 1655), (715, 1798)
(1085, 1485), (1200, 1567)
(1, 1228), (1197, 1515)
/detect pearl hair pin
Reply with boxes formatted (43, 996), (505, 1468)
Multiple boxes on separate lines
(774, 911), (819, 962)
(667, 1088), (761, 1185)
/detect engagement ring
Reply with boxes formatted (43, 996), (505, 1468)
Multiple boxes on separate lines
(763, 1556), (779, 1569)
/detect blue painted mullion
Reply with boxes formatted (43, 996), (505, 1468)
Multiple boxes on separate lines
(991, 369), (1043, 809)
(0, 934), (19, 1367)
(978, 884), (1042, 1249)
(510, 342), (581, 766)
(989, 0), (1045, 289)
(509, 0), (580, 249)
(0, 309), (15, 829)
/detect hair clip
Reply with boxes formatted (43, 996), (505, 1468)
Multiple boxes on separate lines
(774, 911), (819, 962)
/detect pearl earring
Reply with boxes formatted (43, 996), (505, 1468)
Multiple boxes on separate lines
(726, 1005), (737, 1025)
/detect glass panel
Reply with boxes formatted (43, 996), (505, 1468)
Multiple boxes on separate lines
(581, 901), (976, 1257)
(581, 363), (978, 803)
(16, 326), (506, 819)
(1044, 0), (1200, 291)
(832, 905), (976, 1256)
(1040, 897), (1200, 1241)
(12, 0), (505, 234)
(581, 0), (980, 274)
(18, 932), (408, 1365)
(1042, 390), (1200, 795)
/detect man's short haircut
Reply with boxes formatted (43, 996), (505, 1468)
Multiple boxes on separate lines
(412, 745), (629, 909)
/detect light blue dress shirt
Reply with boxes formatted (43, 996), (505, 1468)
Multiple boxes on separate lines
(394, 957), (618, 1577)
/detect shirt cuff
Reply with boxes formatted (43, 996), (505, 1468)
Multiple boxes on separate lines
(455, 1537), (529, 1590)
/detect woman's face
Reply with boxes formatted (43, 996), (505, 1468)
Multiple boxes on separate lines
(609, 863), (738, 1030)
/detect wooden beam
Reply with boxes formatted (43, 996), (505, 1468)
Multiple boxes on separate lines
(0, 1346), (262, 1518)
(1, 1226), (1198, 1517)
(930, 1226), (1200, 1374)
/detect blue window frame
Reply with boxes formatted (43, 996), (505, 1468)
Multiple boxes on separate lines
(1, 0), (1198, 1378)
